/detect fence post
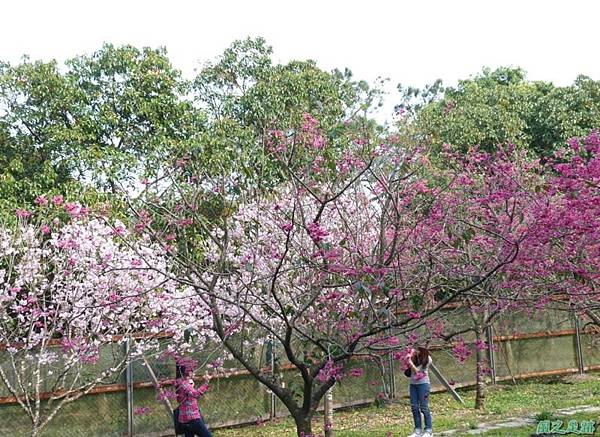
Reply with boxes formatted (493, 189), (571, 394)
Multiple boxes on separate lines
(125, 337), (134, 437)
(388, 351), (396, 399)
(324, 386), (333, 437)
(266, 337), (277, 419)
(486, 325), (496, 385)
(574, 312), (585, 374)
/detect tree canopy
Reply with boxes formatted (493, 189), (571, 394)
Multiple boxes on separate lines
(0, 38), (383, 217)
(397, 67), (600, 158)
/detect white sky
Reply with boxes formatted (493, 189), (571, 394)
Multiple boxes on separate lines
(2, 0), (600, 122)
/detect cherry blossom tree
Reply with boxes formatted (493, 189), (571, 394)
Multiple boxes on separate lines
(401, 132), (600, 411)
(121, 114), (524, 436)
(510, 132), (600, 327)
(431, 145), (547, 409)
(0, 202), (210, 437)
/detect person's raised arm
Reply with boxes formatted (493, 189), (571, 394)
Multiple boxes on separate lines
(179, 378), (209, 398)
(408, 350), (419, 373)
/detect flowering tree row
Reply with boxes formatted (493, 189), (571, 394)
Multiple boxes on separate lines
(2, 115), (599, 436)
(118, 115), (547, 436)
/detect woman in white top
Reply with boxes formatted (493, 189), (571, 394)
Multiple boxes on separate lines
(407, 347), (433, 437)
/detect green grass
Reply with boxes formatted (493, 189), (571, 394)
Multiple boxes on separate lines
(214, 374), (600, 436)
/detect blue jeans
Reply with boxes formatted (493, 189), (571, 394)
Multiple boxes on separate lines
(182, 417), (212, 437)
(409, 383), (432, 430)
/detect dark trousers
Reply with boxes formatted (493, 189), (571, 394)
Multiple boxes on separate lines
(182, 418), (212, 437)
(409, 382), (432, 430)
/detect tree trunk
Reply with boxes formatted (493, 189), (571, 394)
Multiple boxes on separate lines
(294, 412), (314, 437)
(474, 329), (487, 409)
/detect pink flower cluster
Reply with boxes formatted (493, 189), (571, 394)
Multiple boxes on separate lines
(306, 222), (328, 243)
(316, 359), (344, 383)
(133, 406), (151, 416)
(451, 338), (472, 363)
(301, 113), (326, 149)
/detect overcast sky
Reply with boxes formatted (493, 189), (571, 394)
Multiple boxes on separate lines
(2, 0), (599, 122)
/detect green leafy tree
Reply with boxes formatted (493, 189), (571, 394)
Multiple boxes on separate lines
(0, 44), (203, 217)
(191, 37), (385, 192)
(0, 38), (383, 217)
(64, 44), (204, 187)
(398, 67), (600, 158)
(0, 59), (83, 215)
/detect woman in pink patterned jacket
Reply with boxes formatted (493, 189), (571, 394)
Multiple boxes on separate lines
(175, 364), (212, 437)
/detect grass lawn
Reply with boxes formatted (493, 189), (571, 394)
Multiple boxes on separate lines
(213, 374), (600, 436)
(478, 411), (599, 436)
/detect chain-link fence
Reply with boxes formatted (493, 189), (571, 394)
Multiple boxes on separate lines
(1, 308), (599, 436)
